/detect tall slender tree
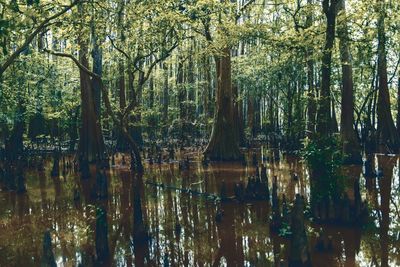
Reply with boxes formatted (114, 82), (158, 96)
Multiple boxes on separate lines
(337, 0), (361, 163)
(317, 0), (339, 136)
(376, 0), (400, 152)
(77, 4), (105, 163)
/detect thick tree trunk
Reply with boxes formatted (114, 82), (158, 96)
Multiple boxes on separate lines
(6, 101), (25, 162)
(203, 56), (210, 122)
(377, 155), (394, 267)
(338, 0), (361, 164)
(204, 47), (241, 160)
(128, 70), (143, 147)
(90, 24), (105, 161)
(233, 84), (244, 146)
(116, 58), (128, 151)
(317, 0), (338, 136)
(91, 25), (102, 119)
(77, 34), (104, 163)
(376, 0), (400, 152)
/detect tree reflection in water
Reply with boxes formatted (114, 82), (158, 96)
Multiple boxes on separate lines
(0, 153), (399, 266)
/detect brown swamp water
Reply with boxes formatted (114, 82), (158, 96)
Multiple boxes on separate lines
(0, 150), (399, 267)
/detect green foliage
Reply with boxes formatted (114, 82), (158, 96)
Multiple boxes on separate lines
(301, 135), (345, 201)
(0, 0), (399, 150)
(278, 222), (292, 237)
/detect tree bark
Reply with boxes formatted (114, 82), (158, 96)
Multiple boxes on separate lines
(128, 69), (143, 147)
(204, 47), (241, 160)
(376, 0), (400, 152)
(6, 100), (25, 163)
(177, 56), (186, 141)
(160, 62), (169, 138)
(43, 50), (144, 172)
(397, 75), (400, 134)
(331, 98), (339, 133)
(317, 0), (338, 136)
(305, 0), (316, 136)
(204, 55), (213, 119)
(338, 0), (361, 163)
(116, 58), (128, 151)
(91, 24), (102, 119)
(77, 5), (105, 163)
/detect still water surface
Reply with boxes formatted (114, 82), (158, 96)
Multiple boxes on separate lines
(0, 151), (399, 266)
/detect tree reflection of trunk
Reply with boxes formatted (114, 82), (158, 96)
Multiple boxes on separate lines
(180, 169), (191, 266)
(204, 170), (214, 251)
(17, 191), (29, 220)
(152, 175), (161, 265)
(165, 171), (175, 265)
(234, 205), (244, 264)
(50, 173), (66, 264)
(81, 175), (93, 205)
(342, 166), (362, 266)
(212, 203), (244, 267)
(271, 232), (281, 266)
(192, 183), (201, 266)
(81, 168), (101, 266)
(16, 192), (34, 266)
(120, 170), (133, 266)
(173, 195), (183, 265)
(365, 154), (377, 197)
(342, 228), (361, 267)
(53, 175), (62, 207)
(39, 171), (48, 212)
(377, 155), (395, 267)
(95, 206), (110, 266)
(132, 173), (150, 266)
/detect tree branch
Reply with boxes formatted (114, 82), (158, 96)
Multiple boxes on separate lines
(43, 49), (117, 120)
(0, 0), (83, 76)
(122, 40), (179, 118)
(108, 35), (131, 61)
(43, 48), (144, 171)
(235, 0), (256, 21)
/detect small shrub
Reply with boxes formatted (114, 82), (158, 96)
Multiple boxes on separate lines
(301, 134), (345, 202)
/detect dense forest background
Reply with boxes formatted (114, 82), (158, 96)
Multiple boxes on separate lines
(1, 0), (399, 165)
